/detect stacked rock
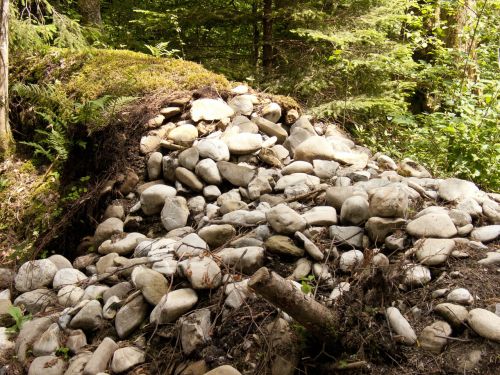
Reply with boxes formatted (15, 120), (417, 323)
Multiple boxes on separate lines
(1, 84), (499, 374)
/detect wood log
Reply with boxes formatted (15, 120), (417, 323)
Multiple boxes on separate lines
(248, 267), (339, 340)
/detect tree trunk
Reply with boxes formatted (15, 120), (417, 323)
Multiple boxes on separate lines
(0, 0), (11, 158)
(248, 267), (340, 341)
(262, 0), (273, 72)
(78, 0), (102, 26)
(252, 0), (260, 69)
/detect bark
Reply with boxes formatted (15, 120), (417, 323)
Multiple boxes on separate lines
(0, 0), (11, 157)
(248, 267), (340, 340)
(252, 0), (260, 68)
(78, 0), (102, 26)
(262, 0), (273, 72)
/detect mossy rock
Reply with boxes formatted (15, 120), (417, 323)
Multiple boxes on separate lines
(13, 48), (230, 101)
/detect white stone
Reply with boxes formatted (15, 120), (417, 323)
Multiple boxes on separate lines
(415, 238), (455, 266)
(447, 288), (473, 305)
(150, 288), (198, 324)
(52, 268), (87, 290)
(196, 138), (230, 161)
(178, 257), (222, 289)
(140, 184), (177, 215)
(438, 178), (479, 202)
(339, 250), (364, 271)
(301, 206), (337, 226)
(15, 259), (58, 292)
(111, 346), (146, 373)
(191, 98), (234, 122)
(406, 214), (457, 238)
(386, 307), (417, 345)
(404, 264), (431, 287)
(467, 308), (500, 342)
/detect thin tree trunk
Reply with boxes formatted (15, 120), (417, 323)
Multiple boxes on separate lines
(78, 0), (102, 26)
(0, 0), (11, 157)
(252, 0), (260, 69)
(248, 267), (340, 341)
(262, 0), (273, 72)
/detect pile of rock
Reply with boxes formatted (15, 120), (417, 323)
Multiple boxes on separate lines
(1, 84), (499, 374)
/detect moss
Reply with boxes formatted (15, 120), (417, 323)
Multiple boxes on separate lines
(14, 48), (230, 101)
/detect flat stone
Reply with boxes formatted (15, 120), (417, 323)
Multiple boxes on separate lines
(478, 252), (500, 266)
(65, 329), (87, 353)
(14, 289), (56, 314)
(265, 235), (304, 257)
(275, 173), (320, 191)
(178, 257), (222, 289)
(175, 233), (208, 258)
(313, 159), (339, 179)
(217, 161), (255, 187)
(176, 167), (204, 191)
(253, 117), (288, 142)
(180, 309), (211, 355)
(28, 355), (65, 375)
(196, 138), (230, 161)
(15, 317), (53, 362)
(161, 197), (190, 231)
(222, 210), (266, 226)
(150, 288), (198, 324)
(70, 300), (103, 331)
(470, 225), (500, 242)
(47, 254), (73, 270)
(226, 133), (263, 155)
(140, 135), (161, 154)
(329, 226), (364, 248)
(140, 184), (177, 215)
(83, 337), (118, 375)
(266, 204), (306, 235)
(406, 214), (457, 238)
(33, 323), (60, 356)
(111, 346), (146, 373)
(282, 161), (314, 175)
(191, 99), (234, 122)
(53, 269), (87, 290)
(294, 136), (336, 162)
(115, 295), (148, 338)
(399, 158), (431, 178)
(415, 238), (455, 266)
(15, 259), (58, 292)
(132, 267), (168, 305)
(295, 232), (323, 261)
(438, 178), (479, 202)
(216, 247), (265, 273)
(98, 232), (146, 255)
(64, 352), (92, 375)
(302, 206), (337, 226)
(447, 288), (473, 305)
(198, 224), (236, 248)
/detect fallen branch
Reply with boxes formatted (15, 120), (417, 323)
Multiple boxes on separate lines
(248, 267), (340, 341)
